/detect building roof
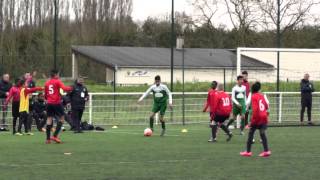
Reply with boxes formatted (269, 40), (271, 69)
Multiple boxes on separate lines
(71, 46), (274, 69)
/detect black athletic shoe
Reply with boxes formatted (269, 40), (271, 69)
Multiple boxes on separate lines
(308, 121), (314, 126)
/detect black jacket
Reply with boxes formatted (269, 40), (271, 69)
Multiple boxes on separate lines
(300, 79), (314, 94)
(67, 83), (89, 110)
(0, 80), (12, 99)
(33, 100), (47, 114)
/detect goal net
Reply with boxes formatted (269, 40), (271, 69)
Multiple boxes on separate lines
(236, 47), (320, 86)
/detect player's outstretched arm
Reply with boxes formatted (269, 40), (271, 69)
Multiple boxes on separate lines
(59, 81), (73, 92)
(25, 87), (44, 95)
(138, 85), (153, 103)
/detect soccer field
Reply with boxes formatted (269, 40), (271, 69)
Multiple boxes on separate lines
(0, 125), (319, 180)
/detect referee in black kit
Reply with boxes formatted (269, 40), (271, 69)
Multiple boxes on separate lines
(300, 73), (314, 125)
(67, 77), (89, 133)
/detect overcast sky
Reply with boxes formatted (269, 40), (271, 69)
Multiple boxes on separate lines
(131, 0), (320, 29)
(131, 0), (192, 21)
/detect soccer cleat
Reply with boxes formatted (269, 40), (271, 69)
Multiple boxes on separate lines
(259, 151), (271, 157)
(15, 132), (23, 136)
(25, 132), (34, 136)
(50, 136), (62, 143)
(240, 151), (252, 157)
(45, 140), (51, 144)
(226, 133), (233, 142)
(208, 138), (217, 143)
(160, 129), (166, 137)
(252, 139), (255, 144)
(308, 121), (314, 126)
(240, 131), (245, 135)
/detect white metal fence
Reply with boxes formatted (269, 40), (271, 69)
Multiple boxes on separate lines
(84, 92), (320, 125)
(1, 92), (320, 126)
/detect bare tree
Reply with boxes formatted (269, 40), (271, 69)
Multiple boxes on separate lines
(191, 0), (219, 29)
(258, 0), (320, 33)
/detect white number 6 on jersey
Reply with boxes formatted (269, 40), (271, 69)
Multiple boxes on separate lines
(259, 100), (265, 111)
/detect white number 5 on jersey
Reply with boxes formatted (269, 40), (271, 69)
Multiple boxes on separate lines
(49, 85), (54, 95)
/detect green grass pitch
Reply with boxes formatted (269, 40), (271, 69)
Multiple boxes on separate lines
(0, 125), (319, 180)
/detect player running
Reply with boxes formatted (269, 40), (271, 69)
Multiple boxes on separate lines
(240, 82), (271, 157)
(138, 75), (173, 136)
(209, 83), (233, 142)
(44, 70), (72, 144)
(203, 81), (218, 142)
(227, 75), (246, 135)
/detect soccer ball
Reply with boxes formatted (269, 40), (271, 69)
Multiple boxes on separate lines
(144, 128), (153, 136)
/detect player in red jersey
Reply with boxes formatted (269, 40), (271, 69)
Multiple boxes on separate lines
(240, 82), (271, 157)
(44, 70), (72, 144)
(242, 71), (251, 129)
(203, 81), (218, 142)
(209, 83), (233, 142)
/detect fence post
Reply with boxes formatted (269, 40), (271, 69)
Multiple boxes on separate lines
(89, 93), (93, 124)
(278, 92), (282, 123)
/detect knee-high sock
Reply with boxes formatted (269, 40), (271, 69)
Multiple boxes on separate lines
(245, 112), (249, 125)
(161, 121), (166, 130)
(46, 124), (53, 140)
(246, 127), (256, 152)
(260, 130), (269, 151)
(211, 125), (218, 139)
(240, 118), (245, 131)
(220, 124), (231, 135)
(227, 119), (234, 127)
(54, 121), (63, 137)
(150, 117), (154, 130)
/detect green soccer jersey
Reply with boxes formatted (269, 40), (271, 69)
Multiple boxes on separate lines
(139, 83), (173, 105)
(232, 84), (246, 115)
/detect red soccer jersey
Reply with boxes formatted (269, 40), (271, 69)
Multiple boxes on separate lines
(5, 86), (21, 103)
(214, 91), (232, 116)
(242, 80), (250, 97)
(250, 92), (269, 125)
(203, 89), (217, 112)
(44, 77), (72, 105)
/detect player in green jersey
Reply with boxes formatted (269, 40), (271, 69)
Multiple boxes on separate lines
(227, 75), (247, 135)
(138, 75), (173, 136)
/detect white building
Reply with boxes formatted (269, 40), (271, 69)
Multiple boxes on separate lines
(71, 46), (274, 85)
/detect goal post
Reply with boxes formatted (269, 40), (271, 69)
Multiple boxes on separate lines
(237, 47), (320, 77)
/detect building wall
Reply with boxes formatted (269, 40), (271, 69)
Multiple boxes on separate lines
(116, 68), (275, 85)
(243, 52), (320, 81)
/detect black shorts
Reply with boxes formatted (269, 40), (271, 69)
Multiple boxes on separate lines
(214, 114), (230, 123)
(47, 104), (65, 117)
(12, 101), (20, 118)
(250, 124), (268, 130)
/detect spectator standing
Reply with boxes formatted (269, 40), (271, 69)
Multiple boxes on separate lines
(300, 73), (314, 125)
(5, 78), (22, 134)
(67, 77), (89, 133)
(0, 74), (12, 131)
